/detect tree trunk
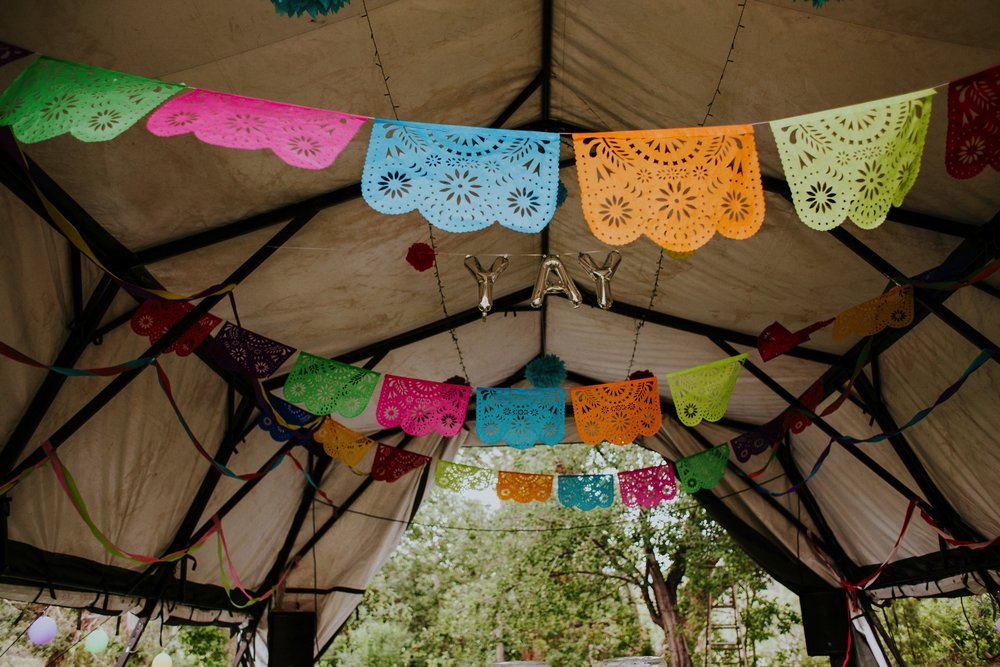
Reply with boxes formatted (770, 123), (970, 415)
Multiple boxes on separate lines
(647, 553), (694, 667)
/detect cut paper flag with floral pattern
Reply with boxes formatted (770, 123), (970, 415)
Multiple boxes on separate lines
(435, 460), (495, 493)
(946, 66), (1000, 179)
(618, 464), (678, 508)
(376, 375), (471, 437)
(570, 377), (662, 445)
(771, 89), (934, 230)
(757, 319), (834, 362)
(313, 417), (375, 466)
(666, 354), (748, 427)
(0, 56), (184, 143)
(370, 443), (430, 482)
(475, 387), (565, 449)
(496, 470), (553, 503)
(832, 285), (913, 340)
(282, 352), (380, 417)
(208, 322), (295, 378)
(786, 379), (824, 435)
(130, 299), (221, 356)
(0, 41), (31, 68)
(557, 474), (615, 511)
(362, 120), (561, 233)
(573, 125), (765, 252)
(675, 444), (730, 493)
(146, 89), (367, 170)
(258, 395), (317, 442)
(731, 416), (785, 463)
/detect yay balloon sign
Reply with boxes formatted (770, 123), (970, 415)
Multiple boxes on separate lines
(464, 251), (622, 316)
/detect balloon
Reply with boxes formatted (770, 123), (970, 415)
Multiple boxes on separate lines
(152, 651), (173, 667)
(578, 250), (621, 310)
(465, 255), (510, 319)
(84, 628), (109, 654)
(464, 255), (509, 318)
(530, 255), (582, 309)
(27, 615), (57, 645)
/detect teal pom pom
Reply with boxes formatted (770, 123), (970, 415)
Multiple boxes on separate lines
(272, 0), (350, 17)
(556, 180), (568, 209)
(525, 354), (567, 388)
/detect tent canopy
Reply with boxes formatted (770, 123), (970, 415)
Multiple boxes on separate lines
(1, 0), (999, 660)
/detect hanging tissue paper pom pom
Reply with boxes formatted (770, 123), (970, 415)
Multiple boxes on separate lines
(84, 628), (109, 654)
(27, 615), (57, 645)
(556, 180), (568, 209)
(406, 242), (436, 272)
(525, 354), (566, 388)
(629, 370), (655, 381)
(151, 651), (173, 667)
(271, 0), (350, 17)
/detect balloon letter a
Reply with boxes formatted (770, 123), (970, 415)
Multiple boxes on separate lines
(530, 255), (582, 309)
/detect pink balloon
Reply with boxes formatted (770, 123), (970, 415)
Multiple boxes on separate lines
(27, 615), (57, 645)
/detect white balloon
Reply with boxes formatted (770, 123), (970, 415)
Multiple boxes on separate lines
(151, 651), (173, 667)
(530, 255), (582, 309)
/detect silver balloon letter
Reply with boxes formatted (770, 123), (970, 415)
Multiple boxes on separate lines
(578, 250), (622, 310)
(464, 255), (509, 318)
(530, 255), (583, 309)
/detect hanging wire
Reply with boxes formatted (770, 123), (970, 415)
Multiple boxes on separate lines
(361, 0), (469, 381)
(700, 1), (749, 127)
(625, 249), (665, 377)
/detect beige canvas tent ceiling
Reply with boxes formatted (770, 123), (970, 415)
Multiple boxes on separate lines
(0, 0), (999, 662)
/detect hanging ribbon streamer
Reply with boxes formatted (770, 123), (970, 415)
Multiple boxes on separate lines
(152, 362), (286, 480)
(835, 348), (996, 445)
(573, 125), (765, 252)
(557, 474), (615, 511)
(0, 138), (238, 301)
(570, 376), (662, 445)
(370, 443), (431, 482)
(283, 352), (381, 418)
(375, 375), (471, 438)
(286, 452), (338, 505)
(41, 441), (218, 563)
(131, 299), (223, 356)
(945, 65), (1000, 179)
(617, 464), (677, 508)
(666, 354), (747, 427)
(147, 88), (367, 170)
(0, 56), (185, 143)
(675, 443), (730, 493)
(0, 338), (154, 376)
(215, 516), (294, 608)
(475, 387), (566, 449)
(771, 89), (934, 230)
